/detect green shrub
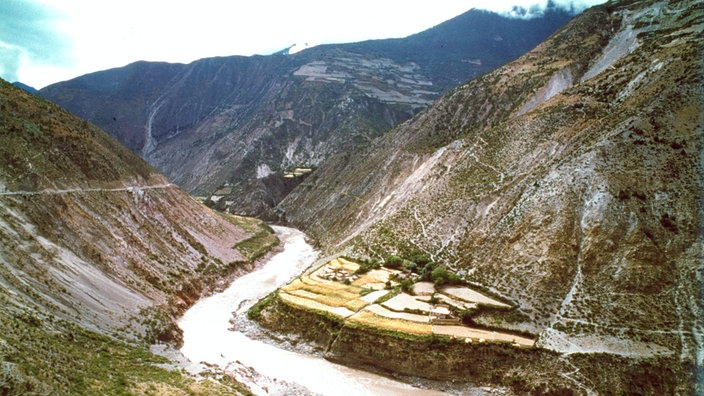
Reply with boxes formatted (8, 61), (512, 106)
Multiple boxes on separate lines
(354, 258), (381, 274)
(430, 267), (463, 287)
(409, 251), (431, 266)
(403, 260), (419, 273)
(400, 279), (414, 294)
(419, 262), (437, 281)
(458, 309), (474, 325)
(385, 255), (404, 269)
(247, 291), (278, 320)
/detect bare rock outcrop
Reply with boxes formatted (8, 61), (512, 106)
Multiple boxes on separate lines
(277, 0), (703, 391)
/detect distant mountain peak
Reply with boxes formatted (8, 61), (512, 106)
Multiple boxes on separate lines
(11, 81), (37, 94)
(39, 8), (575, 216)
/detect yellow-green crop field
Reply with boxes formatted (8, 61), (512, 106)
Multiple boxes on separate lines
(276, 258), (535, 347)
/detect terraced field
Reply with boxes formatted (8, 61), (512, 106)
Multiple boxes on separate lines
(278, 258), (535, 347)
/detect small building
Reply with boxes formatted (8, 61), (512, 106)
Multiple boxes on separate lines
(429, 304), (459, 324)
(319, 265), (357, 284)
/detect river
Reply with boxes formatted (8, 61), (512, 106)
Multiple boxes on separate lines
(178, 226), (451, 395)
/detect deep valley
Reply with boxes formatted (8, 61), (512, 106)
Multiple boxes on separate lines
(1, 0), (703, 394)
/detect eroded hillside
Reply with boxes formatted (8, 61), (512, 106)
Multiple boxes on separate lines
(277, 0), (703, 391)
(39, 8), (574, 216)
(0, 80), (272, 394)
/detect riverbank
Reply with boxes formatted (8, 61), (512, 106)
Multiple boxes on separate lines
(179, 226), (693, 395)
(252, 290), (693, 395)
(252, 293), (561, 388)
(179, 226), (461, 395)
(150, 215), (281, 346)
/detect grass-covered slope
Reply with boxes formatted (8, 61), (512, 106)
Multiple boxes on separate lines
(0, 79), (273, 394)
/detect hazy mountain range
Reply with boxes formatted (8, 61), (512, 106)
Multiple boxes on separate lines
(39, 6), (575, 215)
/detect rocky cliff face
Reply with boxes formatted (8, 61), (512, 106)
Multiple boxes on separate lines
(277, 0), (703, 390)
(39, 8), (574, 215)
(0, 80), (271, 393)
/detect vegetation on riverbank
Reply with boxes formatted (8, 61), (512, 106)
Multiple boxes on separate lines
(231, 219), (279, 261)
(0, 309), (247, 395)
(0, 212), (279, 396)
(251, 285), (692, 395)
(249, 254), (695, 394)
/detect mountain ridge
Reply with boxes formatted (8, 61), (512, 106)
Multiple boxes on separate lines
(0, 79), (275, 393)
(274, 0), (703, 391)
(39, 7), (575, 215)
(2, 0), (702, 392)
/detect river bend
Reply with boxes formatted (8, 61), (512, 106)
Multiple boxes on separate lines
(179, 226), (449, 395)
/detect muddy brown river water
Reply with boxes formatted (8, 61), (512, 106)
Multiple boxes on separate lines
(178, 226), (495, 395)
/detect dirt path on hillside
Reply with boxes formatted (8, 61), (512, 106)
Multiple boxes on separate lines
(0, 183), (176, 196)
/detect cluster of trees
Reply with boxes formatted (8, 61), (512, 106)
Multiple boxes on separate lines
(384, 254), (463, 287)
(344, 252), (461, 289)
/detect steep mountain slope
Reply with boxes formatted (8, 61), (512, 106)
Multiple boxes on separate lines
(277, 0), (703, 391)
(11, 82), (37, 94)
(39, 8), (574, 215)
(0, 80), (274, 394)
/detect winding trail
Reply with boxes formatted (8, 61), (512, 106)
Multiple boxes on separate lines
(0, 184), (176, 196)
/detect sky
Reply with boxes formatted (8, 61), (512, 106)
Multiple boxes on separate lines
(1, 0), (605, 89)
